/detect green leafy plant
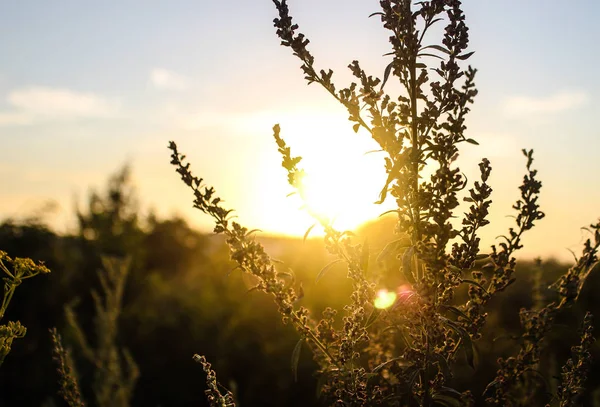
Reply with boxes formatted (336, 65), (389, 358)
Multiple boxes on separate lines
(52, 256), (139, 407)
(0, 250), (50, 367)
(169, 1), (599, 405)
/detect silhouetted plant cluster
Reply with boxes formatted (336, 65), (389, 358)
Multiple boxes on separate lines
(0, 250), (49, 366)
(1, 1), (599, 407)
(50, 256), (139, 407)
(168, 1), (600, 406)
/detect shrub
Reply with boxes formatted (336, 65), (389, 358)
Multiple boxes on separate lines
(164, 1), (600, 406)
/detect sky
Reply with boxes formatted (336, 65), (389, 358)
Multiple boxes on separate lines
(1, 0), (599, 262)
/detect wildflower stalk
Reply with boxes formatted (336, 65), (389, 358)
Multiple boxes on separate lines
(0, 250), (50, 367)
(193, 354), (236, 407)
(557, 312), (595, 407)
(168, 141), (339, 368)
(49, 327), (86, 407)
(61, 256), (139, 407)
(169, 0), (599, 405)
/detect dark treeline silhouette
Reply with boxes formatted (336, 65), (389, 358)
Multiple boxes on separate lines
(1, 165), (599, 406)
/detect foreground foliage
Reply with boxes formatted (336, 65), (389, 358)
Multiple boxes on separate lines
(0, 250), (49, 367)
(168, 1), (600, 406)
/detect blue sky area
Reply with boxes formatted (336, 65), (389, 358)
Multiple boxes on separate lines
(1, 0), (599, 261)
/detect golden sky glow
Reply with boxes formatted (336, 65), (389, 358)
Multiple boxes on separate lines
(1, 0), (599, 263)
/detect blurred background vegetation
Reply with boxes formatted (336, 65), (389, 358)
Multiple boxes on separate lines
(1, 164), (599, 406)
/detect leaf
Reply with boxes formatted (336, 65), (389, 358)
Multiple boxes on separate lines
(315, 373), (328, 398)
(376, 237), (411, 264)
(352, 123), (360, 133)
(576, 261), (600, 301)
(381, 61), (394, 90)
(430, 354), (452, 381)
(372, 357), (409, 373)
(402, 247), (416, 284)
(438, 305), (472, 323)
(447, 264), (463, 274)
(368, 11), (384, 18)
(226, 265), (241, 278)
(363, 149), (385, 155)
(360, 239), (370, 271)
(303, 223), (317, 243)
(465, 138), (479, 145)
(364, 306), (383, 329)
(295, 282), (304, 302)
(456, 51), (475, 60)
(375, 165), (397, 204)
(291, 338), (304, 382)
(417, 52), (444, 60)
(245, 228), (262, 236)
(378, 209), (399, 218)
(461, 279), (489, 294)
(419, 44), (450, 55)
(286, 191), (297, 198)
(441, 317), (476, 369)
(316, 259), (343, 283)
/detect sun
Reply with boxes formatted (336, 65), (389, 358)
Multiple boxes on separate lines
(247, 108), (397, 237)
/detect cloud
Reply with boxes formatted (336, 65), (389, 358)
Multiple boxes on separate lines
(0, 112), (32, 125)
(0, 86), (119, 125)
(504, 90), (588, 116)
(150, 68), (190, 91)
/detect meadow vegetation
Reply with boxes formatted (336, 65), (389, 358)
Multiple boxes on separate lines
(1, 0), (600, 406)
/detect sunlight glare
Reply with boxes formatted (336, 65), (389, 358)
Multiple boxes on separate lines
(374, 289), (397, 309)
(247, 108), (396, 236)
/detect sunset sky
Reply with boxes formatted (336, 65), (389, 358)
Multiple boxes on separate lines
(1, 0), (599, 262)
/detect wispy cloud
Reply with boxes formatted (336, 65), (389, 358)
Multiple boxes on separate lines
(0, 112), (32, 125)
(503, 90), (588, 116)
(0, 86), (119, 125)
(150, 68), (190, 91)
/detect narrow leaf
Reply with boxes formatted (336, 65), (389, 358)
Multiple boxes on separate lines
(245, 228), (262, 236)
(465, 138), (479, 145)
(376, 237), (411, 264)
(439, 305), (472, 323)
(402, 247), (416, 284)
(303, 223), (317, 243)
(372, 357), (408, 373)
(577, 261), (600, 300)
(316, 259), (343, 283)
(360, 239), (369, 271)
(378, 209), (399, 218)
(419, 44), (451, 55)
(381, 61), (394, 90)
(431, 354), (452, 381)
(461, 279), (489, 294)
(456, 51), (475, 60)
(417, 52), (444, 60)
(291, 338), (304, 382)
(363, 149), (385, 155)
(441, 317), (476, 369)
(364, 307), (382, 329)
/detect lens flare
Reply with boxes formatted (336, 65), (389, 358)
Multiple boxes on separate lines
(374, 289), (397, 309)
